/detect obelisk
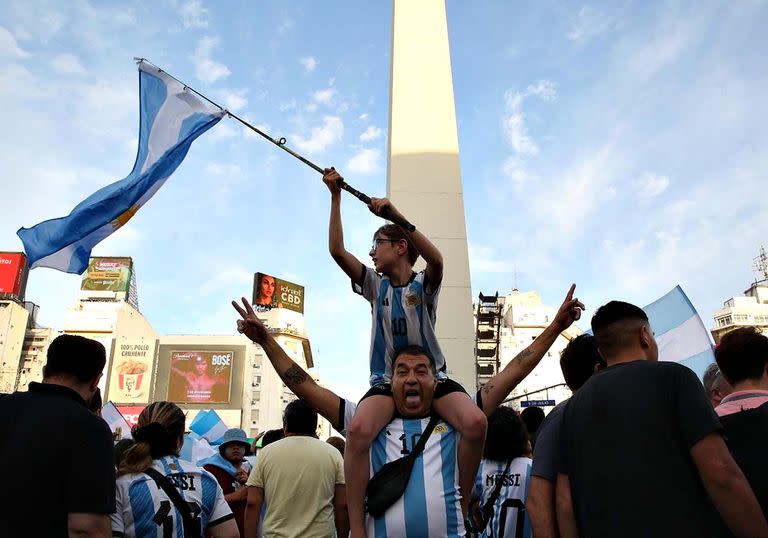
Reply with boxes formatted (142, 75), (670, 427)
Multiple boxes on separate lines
(387, 0), (476, 391)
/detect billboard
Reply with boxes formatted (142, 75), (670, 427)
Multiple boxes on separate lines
(107, 339), (157, 404)
(81, 257), (133, 292)
(253, 272), (305, 314)
(0, 252), (28, 301)
(167, 350), (233, 404)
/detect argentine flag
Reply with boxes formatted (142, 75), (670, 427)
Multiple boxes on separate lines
(189, 409), (229, 444)
(179, 431), (217, 463)
(17, 61), (225, 273)
(102, 401), (133, 441)
(645, 285), (715, 379)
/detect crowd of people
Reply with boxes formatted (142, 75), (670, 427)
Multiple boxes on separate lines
(1, 168), (767, 537)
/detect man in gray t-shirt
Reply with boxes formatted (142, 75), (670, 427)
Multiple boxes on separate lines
(527, 335), (603, 538)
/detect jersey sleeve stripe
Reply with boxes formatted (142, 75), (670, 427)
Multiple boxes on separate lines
(127, 479), (156, 538)
(208, 513), (236, 528)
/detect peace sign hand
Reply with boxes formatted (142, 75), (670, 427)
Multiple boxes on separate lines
(232, 297), (269, 344)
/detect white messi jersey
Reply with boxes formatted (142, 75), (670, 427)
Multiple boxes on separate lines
(111, 455), (233, 538)
(354, 267), (446, 385)
(473, 457), (532, 538)
(341, 399), (465, 537)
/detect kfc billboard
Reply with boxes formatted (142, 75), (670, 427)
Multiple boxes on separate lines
(0, 252), (28, 301)
(167, 350), (233, 404)
(253, 272), (305, 314)
(107, 339), (157, 404)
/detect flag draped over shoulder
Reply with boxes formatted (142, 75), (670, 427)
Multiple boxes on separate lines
(645, 285), (715, 379)
(17, 61), (225, 274)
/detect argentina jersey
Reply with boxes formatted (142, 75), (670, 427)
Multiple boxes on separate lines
(472, 458), (533, 538)
(111, 456), (233, 538)
(354, 266), (446, 385)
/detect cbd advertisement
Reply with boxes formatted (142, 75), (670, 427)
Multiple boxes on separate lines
(253, 272), (305, 314)
(107, 339), (157, 403)
(167, 350), (233, 404)
(81, 257), (132, 292)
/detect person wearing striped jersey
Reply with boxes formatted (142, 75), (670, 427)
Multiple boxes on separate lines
(112, 402), (238, 538)
(232, 284), (585, 537)
(322, 166), (488, 536)
(469, 407), (533, 538)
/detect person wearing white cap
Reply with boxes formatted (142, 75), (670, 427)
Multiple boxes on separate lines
(201, 428), (251, 537)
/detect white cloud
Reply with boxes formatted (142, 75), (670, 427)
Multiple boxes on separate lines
(346, 148), (381, 174)
(503, 90), (538, 157)
(193, 36), (231, 84)
(359, 125), (382, 142)
(300, 56), (317, 72)
(312, 87), (337, 104)
(637, 173), (670, 198)
(277, 17), (294, 34)
(279, 99), (297, 112)
(358, 113), (369, 121)
(206, 121), (238, 143)
(567, 6), (615, 43)
(469, 245), (514, 273)
(525, 80), (557, 101)
(51, 53), (86, 76)
(217, 88), (248, 112)
(0, 26), (29, 58)
(502, 156), (533, 190)
(292, 116), (344, 153)
(179, 0), (209, 29)
(205, 162), (242, 177)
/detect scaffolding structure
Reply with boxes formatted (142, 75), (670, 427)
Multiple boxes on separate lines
(475, 292), (504, 390)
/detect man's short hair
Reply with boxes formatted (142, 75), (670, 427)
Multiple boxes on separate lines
(715, 327), (768, 385)
(393, 345), (436, 373)
(591, 301), (649, 359)
(483, 406), (529, 461)
(43, 334), (106, 383)
(560, 334), (605, 391)
(375, 224), (419, 266)
(283, 399), (318, 436)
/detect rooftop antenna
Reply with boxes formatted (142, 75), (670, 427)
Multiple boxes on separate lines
(752, 244), (768, 282)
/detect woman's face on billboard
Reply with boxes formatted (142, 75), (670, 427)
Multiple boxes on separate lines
(260, 275), (276, 301)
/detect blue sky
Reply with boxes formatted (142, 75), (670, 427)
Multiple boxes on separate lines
(1, 0), (767, 402)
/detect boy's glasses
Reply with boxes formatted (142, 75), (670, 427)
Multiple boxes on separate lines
(371, 238), (398, 252)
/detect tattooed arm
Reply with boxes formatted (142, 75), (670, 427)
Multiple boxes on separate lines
(233, 298), (345, 431)
(479, 284), (585, 417)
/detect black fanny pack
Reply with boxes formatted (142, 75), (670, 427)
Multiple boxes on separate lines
(365, 415), (441, 518)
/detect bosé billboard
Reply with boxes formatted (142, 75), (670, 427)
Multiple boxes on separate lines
(167, 350), (234, 404)
(0, 252), (28, 301)
(253, 272), (305, 314)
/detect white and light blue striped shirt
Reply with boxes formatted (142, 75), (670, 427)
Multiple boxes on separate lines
(472, 457), (533, 538)
(341, 399), (465, 537)
(111, 456), (233, 538)
(354, 267), (446, 385)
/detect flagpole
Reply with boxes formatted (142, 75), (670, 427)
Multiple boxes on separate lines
(133, 58), (415, 232)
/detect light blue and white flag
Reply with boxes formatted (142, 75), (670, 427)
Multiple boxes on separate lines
(17, 61), (225, 273)
(189, 409), (228, 444)
(645, 285), (714, 379)
(179, 431), (217, 463)
(102, 401), (132, 441)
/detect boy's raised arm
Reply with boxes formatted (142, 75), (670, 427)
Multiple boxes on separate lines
(369, 197), (444, 289)
(323, 167), (365, 282)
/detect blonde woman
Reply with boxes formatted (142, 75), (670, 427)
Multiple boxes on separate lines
(112, 402), (239, 538)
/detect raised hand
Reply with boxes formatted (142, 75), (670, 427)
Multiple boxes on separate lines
(552, 284), (585, 332)
(368, 197), (402, 221)
(322, 167), (343, 195)
(232, 297), (270, 344)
